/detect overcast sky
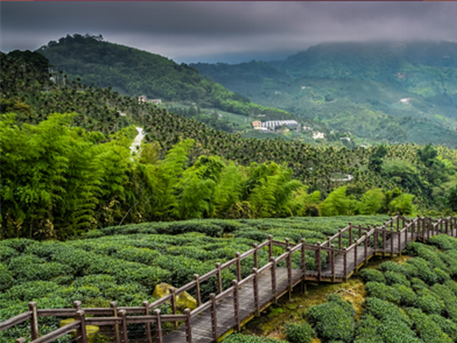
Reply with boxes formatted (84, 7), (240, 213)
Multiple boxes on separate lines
(1, 2), (457, 64)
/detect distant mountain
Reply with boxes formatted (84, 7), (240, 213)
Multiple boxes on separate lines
(36, 34), (292, 120)
(193, 41), (457, 148)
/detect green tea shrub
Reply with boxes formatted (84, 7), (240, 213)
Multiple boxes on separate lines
(355, 314), (382, 342)
(433, 268), (451, 283)
(405, 258), (436, 284)
(111, 247), (161, 264)
(378, 261), (405, 274)
(393, 284), (416, 306)
(360, 269), (386, 284)
(13, 261), (69, 282)
(2, 281), (60, 301)
(407, 307), (452, 343)
(308, 295), (355, 343)
(223, 333), (286, 343)
(406, 242), (449, 272)
(415, 289), (444, 315)
(444, 280), (457, 296)
(430, 284), (457, 321)
(0, 238), (35, 252)
(384, 271), (410, 287)
(429, 314), (457, 341)
(410, 277), (428, 292)
(0, 246), (19, 264)
(363, 297), (412, 326)
(0, 264), (14, 291)
(282, 322), (316, 343)
(365, 282), (401, 304)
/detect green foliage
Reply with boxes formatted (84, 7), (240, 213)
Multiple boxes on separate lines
(282, 322), (316, 343)
(356, 189), (385, 215)
(320, 187), (356, 216)
(223, 334), (286, 343)
(360, 269), (386, 284)
(308, 294), (356, 343)
(407, 308), (453, 343)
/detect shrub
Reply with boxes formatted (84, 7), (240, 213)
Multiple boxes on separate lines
(415, 290), (444, 315)
(0, 264), (14, 291)
(378, 261), (405, 274)
(393, 284), (416, 306)
(308, 295), (355, 343)
(410, 277), (428, 292)
(355, 314), (381, 342)
(430, 314), (457, 341)
(365, 282), (401, 304)
(384, 271), (410, 287)
(407, 307), (452, 343)
(405, 258), (436, 285)
(282, 322), (316, 343)
(224, 333), (286, 343)
(360, 269), (386, 284)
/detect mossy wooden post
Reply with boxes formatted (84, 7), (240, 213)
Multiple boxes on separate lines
(235, 252), (242, 282)
(110, 301), (120, 343)
(364, 233), (368, 263)
(390, 227), (394, 255)
(330, 245), (335, 283)
(348, 222), (353, 248)
(210, 294), (218, 341)
(300, 238), (306, 284)
(193, 274), (201, 307)
(327, 236), (331, 248)
(143, 301), (152, 343)
(252, 268), (260, 316)
(285, 238), (290, 249)
(397, 224), (402, 257)
(358, 224), (362, 239)
(268, 235), (273, 259)
(397, 213), (400, 231)
(119, 310), (128, 343)
(404, 223), (408, 244)
(253, 243), (258, 269)
(184, 309), (192, 343)
(354, 239), (358, 270)
(343, 248), (348, 282)
(373, 225), (378, 255)
(316, 242), (321, 283)
(28, 302), (38, 340)
(270, 256), (277, 304)
(338, 229), (342, 249)
(216, 263), (222, 294)
(154, 309), (163, 343)
(170, 287), (178, 329)
(76, 310), (87, 343)
(445, 217), (449, 235)
(286, 247), (292, 299)
(232, 280), (241, 331)
(411, 221), (415, 242)
(382, 225), (387, 258)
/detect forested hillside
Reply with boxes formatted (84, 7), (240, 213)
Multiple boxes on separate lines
(35, 34), (293, 121)
(193, 41), (457, 148)
(1, 49), (456, 240)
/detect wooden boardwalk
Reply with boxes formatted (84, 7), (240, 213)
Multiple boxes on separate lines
(2, 214), (456, 343)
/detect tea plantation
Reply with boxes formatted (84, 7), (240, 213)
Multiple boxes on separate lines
(0, 216), (387, 342)
(230, 234), (457, 343)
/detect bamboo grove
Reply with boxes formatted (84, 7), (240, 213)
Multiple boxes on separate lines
(1, 50), (457, 240)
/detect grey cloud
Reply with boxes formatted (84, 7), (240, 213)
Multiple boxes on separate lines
(1, 2), (457, 62)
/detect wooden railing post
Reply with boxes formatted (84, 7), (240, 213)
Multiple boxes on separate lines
(215, 262), (223, 294)
(119, 309), (128, 343)
(184, 308), (192, 343)
(268, 235), (273, 259)
(270, 256), (277, 304)
(252, 268), (260, 316)
(398, 224), (402, 256)
(286, 247), (292, 299)
(232, 280), (241, 331)
(316, 242), (321, 283)
(15, 338), (26, 343)
(210, 294), (218, 341)
(382, 225), (386, 258)
(338, 229), (342, 250)
(446, 217), (449, 235)
(364, 233), (368, 263)
(390, 227), (394, 254)
(327, 236), (331, 248)
(343, 248), (348, 282)
(110, 301), (121, 343)
(28, 302), (39, 340)
(411, 221), (415, 242)
(348, 222), (353, 248)
(397, 213), (400, 230)
(154, 309), (163, 343)
(193, 274), (201, 307)
(330, 244), (335, 283)
(169, 287), (178, 329)
(285, 238), (290, 249)
(301, 238), (306, 283)
(358, 224), (362, 239)
(373, 225), (378, 255)
(75, 310), (88, 343)
(235, 252), (242, 282)
(253, 243), (259, 269)
(143, 301), (152, 343)
(354, 239), (358, 270)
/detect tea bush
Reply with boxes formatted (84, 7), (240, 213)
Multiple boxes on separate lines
(282, 322), (316, 343)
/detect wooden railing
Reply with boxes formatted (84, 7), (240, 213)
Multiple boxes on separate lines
(1, 214), (456, 343)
